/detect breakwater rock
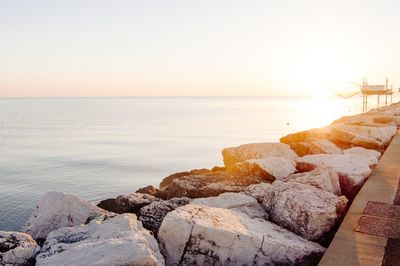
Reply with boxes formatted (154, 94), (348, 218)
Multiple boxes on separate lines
(4, 102), (400, 265)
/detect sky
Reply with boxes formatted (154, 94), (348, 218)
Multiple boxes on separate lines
(1, 0), (399, 97)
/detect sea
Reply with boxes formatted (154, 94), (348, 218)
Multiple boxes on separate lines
(0, 96), (396, 231)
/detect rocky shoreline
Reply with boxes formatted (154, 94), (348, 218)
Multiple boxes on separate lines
(1, 102), (400, 266)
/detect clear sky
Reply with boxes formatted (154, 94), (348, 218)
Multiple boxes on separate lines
(1, 0), (399, 97)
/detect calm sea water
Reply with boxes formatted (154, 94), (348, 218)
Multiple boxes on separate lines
(0, 96), (392, 231)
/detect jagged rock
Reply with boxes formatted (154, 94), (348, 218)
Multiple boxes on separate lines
(191, 192), (268, 219)
(244, 183), (273, 201)
(158, 204), (325, 265)
(281, 167), (341, 195)
(36, 214), (164, 266)
(160, 168), (212, 190)
(138, 197), (190, 236)
(0, 231), (40, 266)
(297, 154), (377, 200)
(310, 139), (342, 154)
(247, 181), (348, 242)
(97, 193), (159, 214)
(329, 123), (397, 150)
(236, 157), (296, 181)
(23, 191), (107, 241)
(159, 171), (263, 199)
(333, 114), (399, 127)
(136, 185), (165, 198)
(222, 142), (297, 173)
(343, 147), (381, 161)
(280, 127), (330, 145)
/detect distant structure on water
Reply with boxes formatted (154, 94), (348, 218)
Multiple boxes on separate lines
(361, 78), (393, 111)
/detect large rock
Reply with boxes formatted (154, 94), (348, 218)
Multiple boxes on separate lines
(138, 197), (191, 236)
(222, 143), (297, 173)
(97, 192), (159, 214)
(246, 181), (348, 242)
(297, 154), (377, 200)
(236, 157), (296, 181)
(158, 204), (325, 266)
(191, 192), (268, 219)
(0, 231), (40, 266)
(160, 168), (214, 191)
(159, 171), (263, 199)
(333, 114), (399, 127)
(289, 139), (342, 156)
(343, 146), (381, 161)
(23, 191), (108, 241)
(329, 123), (397, 150)
(36, 214), (164, 266)
(281, 166), (341, 195)
(280, 127), (330, 145)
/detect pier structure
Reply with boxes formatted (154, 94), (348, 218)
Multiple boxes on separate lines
(361, 78), (393, 111)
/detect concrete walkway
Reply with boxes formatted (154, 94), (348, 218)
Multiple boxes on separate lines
(319, 132), (400, 266)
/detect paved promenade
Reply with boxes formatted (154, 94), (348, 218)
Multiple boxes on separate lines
(319, 132), (400, 266)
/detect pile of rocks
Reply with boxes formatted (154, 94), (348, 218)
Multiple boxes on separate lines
(2, 102), (399, 265)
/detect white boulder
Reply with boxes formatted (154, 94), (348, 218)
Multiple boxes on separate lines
(0, 231), (40, 265)
(343, 146), (381, 161)
(329, 123), (397, 150)
(36, 214), (164, 266)
(191, 192), (268, 219)
(236, 157), (296, 181)
(282, 167), (342, 195)
(247, 181), (348, 242)
(158, 204), (325, 266)
(222, 142), (297, 172)
(297, 154), (377, 200)
(24, 191), (108, 240)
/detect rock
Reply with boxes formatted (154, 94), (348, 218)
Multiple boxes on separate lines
(136, 185), (165, 198)
(23, 191), (107, 241)
(329, 123), (397, 150)
(36, 214), (164, 266)
(159, 171), (263, 199)
(248, 181), (348, 242)
(97, 192), (159, 214)
(280, 127), (330, 145)
(244, 183), (274, 202)
(310, 139), (342, 154)
(0, 231), (40, 266)
(138, 197), (191, 236)
(281, 167), (342, 195)
(158, 204), (325, 266)
(236, 157), (296, 181)
(296, 154), (377, 200)
(333, 114), (399, 127)
(160, 168), (212, 190)
(191, 192), (268, 219)
(343, 147), (381, 161)
(222, 142), (297, 173)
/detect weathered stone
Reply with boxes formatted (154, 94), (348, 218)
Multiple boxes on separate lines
(136, 185), (164, 198)
(222, 142), (297, 173)
(191, 192), (268, 219)
(160, 168), (212, 191)
(0, 231), (40, 266)
(159, 171), (263, 199)
(138, 197), (191, 236)
(23, 191), (107, 241)
(289, 139), (342, 156)
(280, 127), (330, 145)
(333, 114), (399, 127)
(282, 166), (341, 195)
(236, 157), (296, 181)
(158, 204), (325, 265)
(343, 147), (381, 161)
(248, 181), (348, 242)
(297, 154), (377, 200)
(329, 123), (397, 150)
(97, 192), (159, 214)
(36, 214), (164, 266)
